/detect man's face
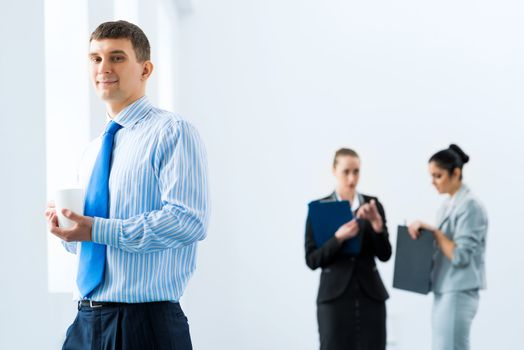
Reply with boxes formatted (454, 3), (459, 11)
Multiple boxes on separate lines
(89, 38), (148, 105)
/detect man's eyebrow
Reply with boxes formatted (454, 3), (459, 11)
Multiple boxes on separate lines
(109, 50), (128, 55)
(88, 50), (128, 56)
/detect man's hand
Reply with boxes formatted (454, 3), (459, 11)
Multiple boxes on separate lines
(45, 202), (93, 242)
(45, 200), (57, 222)
(334, 219), (359, 242)
(356, 199), (384, 233)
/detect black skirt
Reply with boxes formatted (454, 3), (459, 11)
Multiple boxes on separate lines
(317, 276), (386, 350)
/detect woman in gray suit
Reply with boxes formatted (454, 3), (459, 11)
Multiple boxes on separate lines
(408, 144), (488, 350)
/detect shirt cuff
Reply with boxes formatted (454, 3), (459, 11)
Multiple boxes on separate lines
(92, 217), (122, 248)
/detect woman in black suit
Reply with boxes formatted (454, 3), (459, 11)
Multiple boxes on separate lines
(305, 148), (392, 350)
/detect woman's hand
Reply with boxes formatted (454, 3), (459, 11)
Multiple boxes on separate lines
(407, 220), (424, 239)
(356, 199), (383, 233)
(408, 220), (454, 260)
(407, 220), (437, 239)
(334, 219), (359, 242)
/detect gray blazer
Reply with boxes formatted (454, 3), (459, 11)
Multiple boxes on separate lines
(431, 184), (488, 293)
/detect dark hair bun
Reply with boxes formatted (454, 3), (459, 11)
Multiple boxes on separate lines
(449, 144), (469, 164)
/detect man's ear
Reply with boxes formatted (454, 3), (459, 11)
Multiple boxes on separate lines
(141, 61), (154, 80)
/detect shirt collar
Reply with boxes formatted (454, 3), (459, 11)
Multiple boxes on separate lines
(440, 183), (469, 224)
(334, 191), (361, 211)
(105, 96), (153, 128)
(447, 183), (469, 207)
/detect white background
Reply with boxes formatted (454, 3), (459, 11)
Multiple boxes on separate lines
(1, 0), (523, 349)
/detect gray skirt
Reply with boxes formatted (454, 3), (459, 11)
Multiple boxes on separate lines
(432, 290), (479, 350)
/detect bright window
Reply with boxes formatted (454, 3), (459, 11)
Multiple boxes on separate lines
(45, 0), (90, 293)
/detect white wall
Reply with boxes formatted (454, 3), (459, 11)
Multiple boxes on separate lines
(176, 1), (524, 349)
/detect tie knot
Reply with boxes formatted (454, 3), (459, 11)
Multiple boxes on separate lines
(105, 121), (123, 135)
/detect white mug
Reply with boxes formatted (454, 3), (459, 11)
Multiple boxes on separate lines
(54, 188), (85, 229)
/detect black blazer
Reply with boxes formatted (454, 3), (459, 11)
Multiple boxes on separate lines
(305, 193), (392, 303)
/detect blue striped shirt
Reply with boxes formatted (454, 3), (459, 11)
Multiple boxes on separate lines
(63, 96), (209, 302)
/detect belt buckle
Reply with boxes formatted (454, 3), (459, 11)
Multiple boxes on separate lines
(78, 299), (103, 310)
(89, 300), (103, 308)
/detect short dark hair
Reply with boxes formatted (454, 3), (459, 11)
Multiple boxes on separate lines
(333, 148), (359, 167)
(429, 144), (470, 179)
(90, 20), (150, 62)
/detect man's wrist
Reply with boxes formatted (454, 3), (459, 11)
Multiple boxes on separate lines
(87, 217), (93, 241)
(92, 217), (122, 247)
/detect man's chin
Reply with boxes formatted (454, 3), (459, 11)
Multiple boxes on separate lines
(97, 91), (122, 102)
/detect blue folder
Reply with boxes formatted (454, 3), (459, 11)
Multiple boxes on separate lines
(308, 200), (361, 255)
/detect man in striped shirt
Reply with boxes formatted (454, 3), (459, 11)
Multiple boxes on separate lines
(45, 21), (209, 349)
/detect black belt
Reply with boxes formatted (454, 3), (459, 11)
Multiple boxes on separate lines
(78, 300), (173, 310)
(78, 300), (124, 310)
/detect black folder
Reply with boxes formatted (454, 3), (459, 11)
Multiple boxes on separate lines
(307, 200), (361, 255)
(393, 225), (434, 294)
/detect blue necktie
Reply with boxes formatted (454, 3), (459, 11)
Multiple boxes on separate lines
(77, 121), (122, 297)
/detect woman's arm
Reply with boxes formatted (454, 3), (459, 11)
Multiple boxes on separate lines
(449, 200), (487, 267)
(431, 226), (455, 260)
(408, 221), (456, 261)
(357, 198), (392, 261)
(305, 215), (358, 269)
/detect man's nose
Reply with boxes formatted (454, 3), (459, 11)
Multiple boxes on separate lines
(98, 59), (112, 74)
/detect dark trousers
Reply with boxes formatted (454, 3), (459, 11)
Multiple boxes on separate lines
(317, 277), (386, 350)
(62, 301), (192, 350)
